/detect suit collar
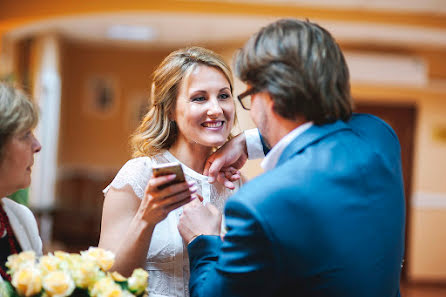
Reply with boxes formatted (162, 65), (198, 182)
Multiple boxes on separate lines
(276, 120), (352, 167)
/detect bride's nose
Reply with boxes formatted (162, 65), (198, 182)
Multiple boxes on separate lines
(207, 98), (223, 117)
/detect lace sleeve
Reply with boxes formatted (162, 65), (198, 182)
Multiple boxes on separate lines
(103, 157), (153, 199)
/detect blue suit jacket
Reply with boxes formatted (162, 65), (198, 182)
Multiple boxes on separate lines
(188, 113), (405, 297)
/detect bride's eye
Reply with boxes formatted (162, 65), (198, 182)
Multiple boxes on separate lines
(191, 96), (206, 102)
(218, 93), (231, 100)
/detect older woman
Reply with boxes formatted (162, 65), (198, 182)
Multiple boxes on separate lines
(0, 83), (42, 281)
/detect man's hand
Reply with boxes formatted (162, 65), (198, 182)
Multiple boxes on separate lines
(178, 199), (222, 245)
(204, 132), (248, 189)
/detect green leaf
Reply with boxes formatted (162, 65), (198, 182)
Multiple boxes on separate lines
(0, 280), (18, 297)
(115, 280), (129, 291)
(70, 288), (90, 297)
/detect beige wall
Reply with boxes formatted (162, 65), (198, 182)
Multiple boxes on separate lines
(408, 95), (446, 281)
(58, 41), (173, 172)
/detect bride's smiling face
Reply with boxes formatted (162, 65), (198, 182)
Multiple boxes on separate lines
(173, 65), (235, 148)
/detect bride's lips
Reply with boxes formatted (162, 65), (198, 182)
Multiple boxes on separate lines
(201, 121), (225, 129)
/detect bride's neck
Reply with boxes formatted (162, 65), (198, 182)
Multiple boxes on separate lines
(169, 140), (212, 174)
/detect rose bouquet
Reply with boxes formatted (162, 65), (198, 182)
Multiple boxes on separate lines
(0, 247), (148, 297)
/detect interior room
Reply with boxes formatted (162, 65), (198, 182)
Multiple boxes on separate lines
(1, 1), (446, 295)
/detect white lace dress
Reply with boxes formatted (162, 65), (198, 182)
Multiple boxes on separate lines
(103, 150), (241, 297)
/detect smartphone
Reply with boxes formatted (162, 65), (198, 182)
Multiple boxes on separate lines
(152, 162), (186, 189)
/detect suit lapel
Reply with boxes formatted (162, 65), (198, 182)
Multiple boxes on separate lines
(277, 120), (352, 167)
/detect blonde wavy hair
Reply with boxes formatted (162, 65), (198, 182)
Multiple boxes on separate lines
(131, 47), (235, 158)
(0, 83), (39, 161)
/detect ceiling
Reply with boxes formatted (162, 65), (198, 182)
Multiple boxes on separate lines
(6, 11), (446, 50)
(193, 0), (446, 14)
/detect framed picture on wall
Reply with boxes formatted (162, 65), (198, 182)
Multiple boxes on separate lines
(84, 76), (119, 118)
(127, 91), (151, 132)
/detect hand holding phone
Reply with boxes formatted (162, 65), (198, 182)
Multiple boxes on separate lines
(152, 162), (186, 190)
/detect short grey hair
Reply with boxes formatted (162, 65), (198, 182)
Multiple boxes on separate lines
(234, 18), (352, 125)
(0, 83), (39, 160)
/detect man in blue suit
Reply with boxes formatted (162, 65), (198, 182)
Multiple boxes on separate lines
(178, 18), (405, 297)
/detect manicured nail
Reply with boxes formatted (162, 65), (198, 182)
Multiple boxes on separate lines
(190, 186), (198, 193)
(208, 176), (215, 183)
(188, 180), (196, 186)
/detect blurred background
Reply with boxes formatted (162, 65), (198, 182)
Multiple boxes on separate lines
(1, 0), (446, 295)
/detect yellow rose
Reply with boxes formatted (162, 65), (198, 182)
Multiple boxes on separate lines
(110, 271), (127, 282)
(6, 251), (36, 274)
(127, 269), (148, 295)
(53, 251), (80, 271)
(11, 265), (42, 297)
(71, 259), (102, 289)
(81, 247), (115, 271)
(39, 255), (63, 276)
(53, 251), (71, 260)
(42, 271), (75, 297)
(90, 277), (122, 297)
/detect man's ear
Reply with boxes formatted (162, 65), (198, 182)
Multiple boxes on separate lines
(264, 92), (275, 112)
(265, 92), (283, 123)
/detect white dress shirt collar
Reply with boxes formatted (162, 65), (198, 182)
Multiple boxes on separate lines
(261, 122), (313, 171)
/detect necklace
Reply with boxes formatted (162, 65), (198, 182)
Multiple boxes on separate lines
(0, 204), (17, 281)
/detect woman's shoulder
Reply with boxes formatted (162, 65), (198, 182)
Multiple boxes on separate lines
(121, 156), (154, 170)
(1, 198), (42, 255)
(1, 197), (32, 215)
(104, 156), (156, 199)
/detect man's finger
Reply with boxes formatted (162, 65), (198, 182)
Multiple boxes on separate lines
(216, 172), (235, 190)
(226, 167), (238, 174)
(224, 180), (235, 190)
(224, 169), (240, 181)
(206, 157), (226, 183)
(191, 194), (204, 202)
(203, 154), (216, 176)
(185, 196), (202, 209)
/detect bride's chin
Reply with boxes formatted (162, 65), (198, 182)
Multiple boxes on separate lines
(210, 139), (228, 148)
(198, 136), (228, 148)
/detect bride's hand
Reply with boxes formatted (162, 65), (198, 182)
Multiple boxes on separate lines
(138, 174), (197, 225)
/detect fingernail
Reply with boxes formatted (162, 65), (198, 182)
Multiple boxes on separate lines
(225, 181), (234, 189)
(190, 186), (198, 193)
(188, 180), (196, 186)
(168, 174), (177, 180)
(208, 177), (215, 183)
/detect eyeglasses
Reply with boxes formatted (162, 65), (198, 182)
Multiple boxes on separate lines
(237, 88), (258, 110)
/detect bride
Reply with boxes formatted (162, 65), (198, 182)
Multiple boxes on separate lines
(98, 46), (241, 297)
